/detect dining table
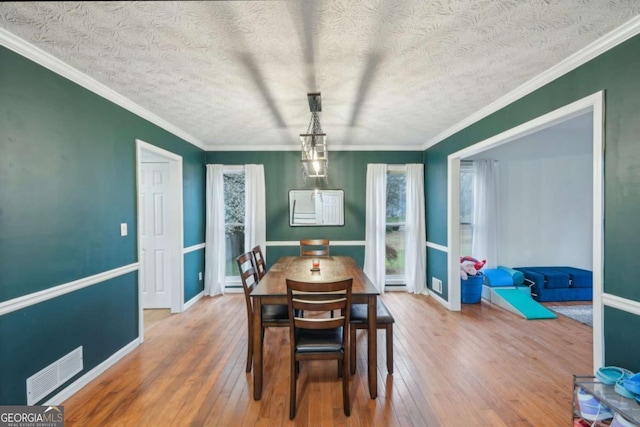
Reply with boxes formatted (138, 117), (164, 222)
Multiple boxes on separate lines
(250, 255), (380, 400)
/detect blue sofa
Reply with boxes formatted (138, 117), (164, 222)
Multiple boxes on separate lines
(513, 266), (592, 302)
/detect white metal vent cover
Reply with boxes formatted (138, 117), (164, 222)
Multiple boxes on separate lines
(27, 346), (83, 405)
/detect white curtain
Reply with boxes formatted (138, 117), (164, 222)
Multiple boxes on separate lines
(364, 164), (387, 293)
(204, 164), (226, 296)
(471, 160), (499, 269)
(404, 164), (428, 295)
(244, 164), (266, 262)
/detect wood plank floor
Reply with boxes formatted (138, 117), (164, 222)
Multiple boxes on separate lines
(143, 308), (171, 332)
(63, 293), (592, 426)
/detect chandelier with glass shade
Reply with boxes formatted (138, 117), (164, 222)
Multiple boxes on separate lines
(300, 92), (328, 181)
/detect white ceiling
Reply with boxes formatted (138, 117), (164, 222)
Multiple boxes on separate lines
(1, 1), (639, 151)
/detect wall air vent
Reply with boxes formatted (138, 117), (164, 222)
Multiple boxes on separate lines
(27, 346), (83, 405)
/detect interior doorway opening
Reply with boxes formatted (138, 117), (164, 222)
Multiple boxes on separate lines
(136, 139), (184, 342)
(446, 91), (604, 369)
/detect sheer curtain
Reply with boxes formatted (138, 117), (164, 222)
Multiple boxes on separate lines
(405, 164), (428, 294)
(363, 164), (387, 293)
(471, 160), (499, 268)
(244, 164), (266, 261)
(204, 164), (226, 296)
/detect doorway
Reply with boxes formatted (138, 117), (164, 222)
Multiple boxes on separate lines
(446, 92), (604, 369)
(136, 139), (184, 342)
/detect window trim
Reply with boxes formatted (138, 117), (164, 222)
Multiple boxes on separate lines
(223, 165), (244, 174)
(387, 164), (407, 174)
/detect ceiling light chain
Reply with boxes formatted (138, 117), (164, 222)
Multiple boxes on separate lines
(300, 93), (328, 183)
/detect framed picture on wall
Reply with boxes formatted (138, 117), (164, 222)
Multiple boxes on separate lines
(289, 189), (344, 226)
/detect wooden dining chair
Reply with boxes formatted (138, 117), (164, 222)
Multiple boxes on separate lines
(286, 277), (353, 419)
(252, 245), (267, 280)
(299, 239), (330, 257)
(349, 299), (395, 375)
(237, 251), (289, 373)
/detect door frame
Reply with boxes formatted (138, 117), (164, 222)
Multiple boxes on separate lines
(136, 139), (184, 342)
(446, 91), (604, 369)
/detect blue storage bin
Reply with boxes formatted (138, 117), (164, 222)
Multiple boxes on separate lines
(461, 273), (483, 304)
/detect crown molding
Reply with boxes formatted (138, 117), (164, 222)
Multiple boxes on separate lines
(0, 27), (206, 151)
(206, 143), (423, 152)
(423, 15), (640, 150)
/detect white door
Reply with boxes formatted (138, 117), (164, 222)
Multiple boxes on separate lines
(140, 162), (172, 308)
(322, 193), (341, 225)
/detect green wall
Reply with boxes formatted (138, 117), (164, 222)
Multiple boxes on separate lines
(0, 45), (206, 404)
(184, 250), (205, 302)
(424, 34), (640, 370)
(206, 150), (423, 266)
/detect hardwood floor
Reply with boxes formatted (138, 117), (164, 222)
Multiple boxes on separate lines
(143, 308), (171, 332)
(63, 293), (592, 426)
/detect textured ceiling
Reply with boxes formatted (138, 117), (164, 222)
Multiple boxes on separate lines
(1, 1), (639, 151)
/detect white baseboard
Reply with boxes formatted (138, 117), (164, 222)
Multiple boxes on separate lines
(429, 290), (451, 310)
(43, 338), (140, 406)
(184, 291), (204, 310)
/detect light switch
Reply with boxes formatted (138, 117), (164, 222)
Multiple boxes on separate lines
(199, 272), (203, 281)
(120, 223), (128, 236)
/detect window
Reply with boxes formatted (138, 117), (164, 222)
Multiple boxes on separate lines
(224, 167), (245, 279)
(385, 167), (406, 283)
(460, 161), (474, 256)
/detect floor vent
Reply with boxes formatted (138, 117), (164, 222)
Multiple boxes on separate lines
(27, 346), (83, 405)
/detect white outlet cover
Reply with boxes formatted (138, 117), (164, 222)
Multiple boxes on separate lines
(120, 223), (127, 236)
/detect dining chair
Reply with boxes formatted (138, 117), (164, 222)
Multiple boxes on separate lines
(252, 245), (267, 280)
(286, 277), (353, 419)
(299, 239), (330, 257)
(349, 299), (395, 375)
(299, 238), (334, 316)
(237, 251), (289, 373)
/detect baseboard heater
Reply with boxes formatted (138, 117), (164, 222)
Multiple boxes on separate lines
(26, 346), (83, 405)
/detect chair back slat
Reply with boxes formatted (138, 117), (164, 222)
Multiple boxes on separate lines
(252, 245), (267, 280)
(292, 297), (347, 312)
(237, 252), (259, 306)
(294, 317), (345, 330)
(286, 278), (352, 334)
(299, 239), (330, 257)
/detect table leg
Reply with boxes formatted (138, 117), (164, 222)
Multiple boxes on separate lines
(252, 296), (263, 400)
(367, 294), (378, 399)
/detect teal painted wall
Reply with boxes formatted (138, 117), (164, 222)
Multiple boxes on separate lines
(427, 247), (448, 299)
(0, 273), (137, 404)
(0, 45), (205, 403)
(184, 249), (205, 302)
(206, 150), (422, 267)
(424, 34), (640, 368)
(604, 306), (640, 372)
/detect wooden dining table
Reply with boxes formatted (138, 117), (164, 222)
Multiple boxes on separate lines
(250, 255), (380, 400)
